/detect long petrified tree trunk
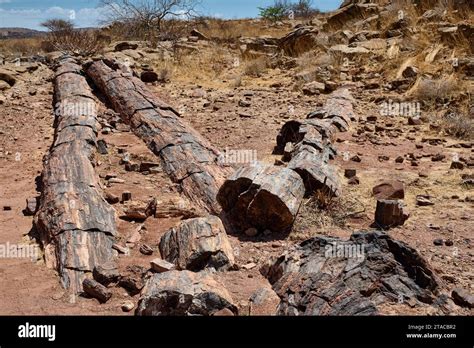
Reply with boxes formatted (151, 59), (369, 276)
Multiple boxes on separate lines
(86, 60), (231, 214)
(35, 58), (117, 294)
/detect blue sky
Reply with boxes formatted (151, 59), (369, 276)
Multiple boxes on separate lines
(0, 0), (343, 30)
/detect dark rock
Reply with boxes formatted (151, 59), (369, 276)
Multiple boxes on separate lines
(139, 244), (154, 256)
(136, 270), (238, 316)
(433, 239), (444, 246)
(432, 154), (446, 162)
(261, 232), (440, 316)
(140, 71), (158, 83)
(348, 176), (360, 185)
(373, 180), (405, 200)
(115, 42), (138, 51)
(104, 192), (120, 205)
(97, 139), (108, 155)
(395, 156), (404, 163)
(93, 261), (120, 286)
(159, 216), (235, 272)
(118, 265), (147, 296)
(375, 199), (409, 229)
(24, 197), (38, 216)
(452, 288), (474, 308)
(351, 155), (362, 162)
(82, 278), (112, 303)
(417, 195), (434, 206)
(121, 191), (132, 202)
(450, 161), (464, 170)
(344, 169), (357, 178)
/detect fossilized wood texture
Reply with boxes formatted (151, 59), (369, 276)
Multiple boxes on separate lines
(217, 163), (305, 233)
(86, 60), (231, 214)
(136, 270), (238, 316)
(159, 216), (235, 271)
(262, 232), (441, 316)
(275, 89), (357, 198)
(35, 58), (117, 294)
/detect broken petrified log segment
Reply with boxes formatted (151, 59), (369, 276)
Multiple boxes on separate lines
(274, 89), (356, 198)
(136, 270), (238, 316)
(159, 216), (235, 271)
(217, 163), (305, 233)
(262, 231), (441, 316)
(86, 60), (231, 214)
(83, 278), (112, 304)
(374, 199), (409, 229)
(34, 59), (117, 294)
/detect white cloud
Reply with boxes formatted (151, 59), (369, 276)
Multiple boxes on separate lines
(0, 6), (108, 30)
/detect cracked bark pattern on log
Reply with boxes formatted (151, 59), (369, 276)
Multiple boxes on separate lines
(35, 58), (117, 294)
(86, 60), (231, 214)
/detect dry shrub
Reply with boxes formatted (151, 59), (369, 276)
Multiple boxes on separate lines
(412, 77), (460, 102)
(244, 56), (271, 77)
(41, 19), (106, 56)
(0, 38), (44, 55)
(440, 111), (474, 140)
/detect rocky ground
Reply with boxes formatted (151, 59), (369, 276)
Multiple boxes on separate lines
(0, 0), (472, 315)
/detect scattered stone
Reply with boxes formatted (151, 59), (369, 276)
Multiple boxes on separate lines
(115, 42), (138, 51)
(121, 191), (132, 202)
(136, 271), (238, 316)
(93, 261), (120, 286)
(242, 262), (257, 270)
(418, 171), (429, 178)
(373, 180), (405, 200)
(350, 155), (362, 162)
(140, 71), (158, 83)
(344, 169), (357, 178)
(238, 99), (251, 107)
(433, 239), (444, 246)
(112, 243), (130, 255)
(452, 288), (474, 309)
(395, 156), (404, 163)
(417, 195), (434, 206)
(302, 81), (326, 95)
(374, 199), (409, 229)
(24, 197), (38, 216)
(378, 155), (390, 162)
(244, 227), (259, 237)
(122, 199), (157, 220)
(445, 240), (454, 247)
(159, 216), (235, 271)
(249, 287), (280, 315)
(101, 127), (111, 135)
(150, 258), (176, 273)
(139, 244), (154, 256)
(348, 176), (360, 185)
(139, 162), (160, 172)
(97, 140), (108, 155)
(104, 192), (120, 205)
(408, 117), (422, 125)
(451, 161), (464, 170)
(108, 178), (125, 184)
(121, 301), (135, 312)
(82, 278), (112, 304)
(432, 154), (446, 162)
(3, 206), (12, 211)
(118, 265), (147, 296)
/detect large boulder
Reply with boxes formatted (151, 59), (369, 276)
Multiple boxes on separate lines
(262, 232), (441, 316)
(159, 216), (235, 271)
(136, 270), (238, 316)
(279, 26), (320, 57)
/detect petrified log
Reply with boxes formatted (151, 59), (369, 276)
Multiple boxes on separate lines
(159, 216), (235, 271)
(34, 58), (117, 293)
(136, 270), (238, 316)
(217, 163), (305, 233)
(274, 89), (356, 198)
(374, 199), (409, 229)
(262, 231), (441, 316)
(86, 60), (231, 214)
(83, 278), (112, 304)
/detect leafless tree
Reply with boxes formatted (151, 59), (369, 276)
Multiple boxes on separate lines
(100, 0), (201, 47)
(41, 19), (106, 56)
